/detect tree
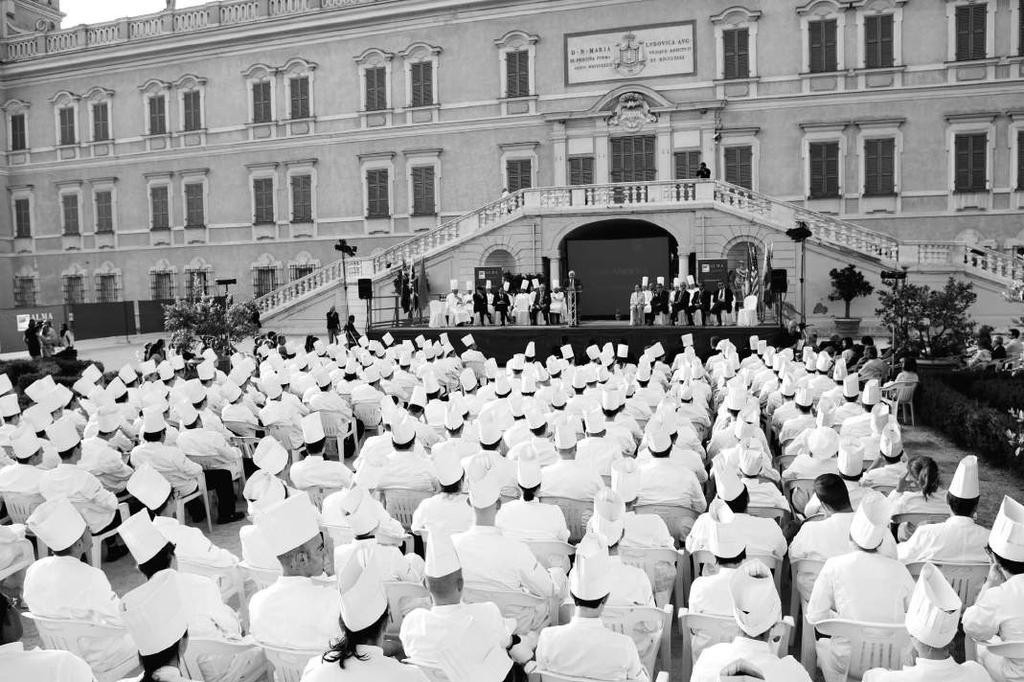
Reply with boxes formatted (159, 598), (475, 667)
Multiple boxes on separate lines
(876, 276), (976, 358)
(163, 297), (259, 357)
(828, 264), (874, 318)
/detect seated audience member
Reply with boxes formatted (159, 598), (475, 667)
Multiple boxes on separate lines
(495, 448), (570, 542)
(0, 592), (93, 681)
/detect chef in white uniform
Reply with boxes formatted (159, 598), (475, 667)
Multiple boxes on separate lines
(248, 493), (341, 650)
(129, 408), (203, 497)
(691, 560), (810, 682)
(400, 530), (527, 677)
(0, 429), (45, 496)
(539, 426), (603, 501)
(574, 409), (624, 476)
(496, 447), (570, 543)
(861, 424), (908, 490)
(963, 495), (1024, 682)
(0, 591), (94, 682)
(688, 508), (751, 660)
(289, 412), (352, 491)
(783, 422), (841, 482)
(411, 447), (473, 537)
(807, 492), (915, 682)
(534, 540), (648, 681)
(355, 416), (435, 491)
(302, 557), (428, 682)
(804, 437), (870, 518)
(586, 489), (654, 607)
(594, 458), (675, 549)
(863, 563), (991, 682)
(898, 455), (990, 564)
(635, 423), (706, 523)
(120, 571), (197, 682)
(23, 498), (136, 671)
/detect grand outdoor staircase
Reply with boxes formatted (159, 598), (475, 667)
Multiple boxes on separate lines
(256, 179), (1024, 327)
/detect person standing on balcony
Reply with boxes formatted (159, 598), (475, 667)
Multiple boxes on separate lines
(326, 306), (340, 344)
(697, 162), (712, 179)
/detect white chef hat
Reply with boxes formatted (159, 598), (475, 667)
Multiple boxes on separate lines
(254, 492), (321, 557)
(127, 463), (173, 511)
(949, 455), (979, 499)
(850, 490), (892, 550)
(713, 460), (745, 502)
(905, 562), (962, 648)
(990, 495), (1024, 562)
(516, 448), (542, 489)
(837, 438), (864, 477)
(337, 552), (388, 631)
(0, 394), (20, 418)
(433, 448), (465, 487)
(468, 469), (502, 509)
(646, 422), (672, 454)
(107, 377), (128, 400)
(880, 424), (903, 459)
(121, 570), (189, 656)
(0, 373), (11, 396)
(95, 404), (121, 433)
(729, 559), (782, 637)
(44, 416), (80, 453)
(117, 364), (138, 385)
(301, 412), (325, 445)
(118, 510), (170, 564)
(611, 458), (640, 503)
(141, 407), (166, 435)
(220, 380), (242, 404)
(808, 426), (840, 459)
(709, 501), (744, 558)
(27, 497), (86, 552)
(569, 534), (611, 601)
(25, 375), (57, 403)
(155, 361), (174, 382)
(253, 435), (289, 475)
(424, 529), (461, 579)
(174, 401), (199, 428)
(737, 448), (763, 477)
(409, 386), (428, 409)
(583, 409), (605, 435)
(554, 425), (577, 450)
(345, 500), (380, 536)
(444, 403), (464, 432)
(724, 386), (747, 412)
(592, 488), (626, 546)
(391, 416), (417, 447)
(861, 379), (881, 406)
(842, 374), (860, 398)
(12, 429), (41, 460)
(21, 404), (52, 433)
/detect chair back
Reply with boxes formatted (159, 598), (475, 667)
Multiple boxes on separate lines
(813, 618), (911, 680)
(600, 604), (672, 678)
(462, 587), (551, 635)
(984, 641), (1024, 658)
(239, 560), (282, 591)
(678, 609), (793, 682)
(537, 496), (594, 543)
(906, 561), (989, 610)
(320, 522), (356, 549)
(406, 659), (451, 681)
(3, 491), (44, 524)
(176, 558), (247, 612)
(746, 506), (786, 525)
(524, 540), (575, 573)
(531, 670), (655, 682)
(224, 420), (258, 437)
(379, 487), (436, 532)
(743, 295), (757, 311)
(23, 613), (137, 682)
(261, 644), (322, 682)
(302, 485), (346, 510)
(891, 512), (948, 527)
(353, 401), (383, 429)
(617, 546), (684, 607)
(869, 484), (896, 496)
(782, 478), (816, 517)
(790, 558), (827, 613)
(383, 580), (432, 638)
(182, 637), (265, 682)
(631, 504), (699, 542)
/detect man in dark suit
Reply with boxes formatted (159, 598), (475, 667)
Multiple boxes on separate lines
(670, 282), (688, 325)
(473, 286), (492, 326)
(710, 281), (735, 325)
(493, 285), (511, 326)
(652, 282), (669, 325)
(698, 284), (714, 327)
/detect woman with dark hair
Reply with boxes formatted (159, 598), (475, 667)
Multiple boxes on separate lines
(145, 339), (166, 364)
(889, 455), (951, 517)
(23, 319), (40, 359)
(301, 561), (427, 681)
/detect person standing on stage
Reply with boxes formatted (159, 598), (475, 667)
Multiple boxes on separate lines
(532, 283), (551, 326)
(326, 306), (340, 344)
(669, 280), (685, 325)
(473, 286), (492, 326)
(549, 281), (565, 326)
(642, 282), (655, 326)
(652, 280), (669, 326)
(629, 285), (644, 326)
(699, 283), (714, 327)
(493, 282), (511, 326)
(711, 281), (735, 326)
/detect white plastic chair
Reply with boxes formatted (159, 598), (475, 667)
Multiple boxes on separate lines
(428, 300), (446, 328)
(617, 546), (686, 608)
(175, 475), (214, 534)
(737, 295), (758, 326)
(527, 668), (667, 682)
(462, 587), (553, 636)
(379, 487), (437, 533)
(812, 617), (911, 681)
(261, 643), (322, 682)
(181, 637), (267, 682)
(0, 540), (33, 582)
(239, 560), (282, 596)
(2, 492), (47, 557)
(176, 557), (248, 623)
(678, 608), (793, 682)
(383, 580), (431, 639)
(689, 550), (783, 593)
(747, 505), (787, 526)
(880, 381), (917, 426)
(600, 604), (672, 677)
(891, 512), (948, 528)
(525, 540), (575, 573)
(537, 496), (595, 544)
(24, 612), (138, 682)
(90, 502), (130, 569)
(631, 503), (700, 544)
(790, 558), (826, 675)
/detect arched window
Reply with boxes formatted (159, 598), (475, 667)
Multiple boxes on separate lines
(484, 248), (516, 271)
(725, 239), (763, 294)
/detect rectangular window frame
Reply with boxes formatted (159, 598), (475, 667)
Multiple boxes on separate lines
(253, 176), (276, 225)
(96, 273), (120, 304)
(722, 27), (750, 80)
(290, 173), (313, 223)
(182, 90), (203, 131)
(148, 95), (167, 135)
(364, 66), (388, 112)
(62, 274), (85, 305)
(953, 132), (988, 193)
(149, 185), (170, 230)
(808, 18), (839, 73)
(955, 3), (988, 62)
(58, 106), (76, 146)
(13, 276), (36, 308)
(863, 137), (896, 197)
(252, 80), (273, 124)
(60, 192), (81, 236)
(505, 49), (531, 98)
(9, 113), (27, 151)
(91, 102), (110, 142)
(723, 145), (754, 190)
(673, 151), (703, 180)
(150, 271), (175, 301)
(568, 156), (595, 186)
(94, 190), (114, 233)
(366, 168), (391, 219)
(808, 140), (842, 199)
(184, 182), (205, 228)
(289, 76), (310, 119)
(13, 196), (32, 238)
(505, 157), (533, 193)
(410, 165), (437, 216)
(863, 13), (895, 69)
(410, 61), (434, 108)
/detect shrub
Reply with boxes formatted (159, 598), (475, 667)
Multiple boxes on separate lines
(917, 373), (1022, 475)
(877, 277), (976, 358)
(0, 357), (103, 409)
(828, 265), (874, 318)
(927, 370), (1024, 413)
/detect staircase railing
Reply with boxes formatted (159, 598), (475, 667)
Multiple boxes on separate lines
(254, 179), (1021, 317)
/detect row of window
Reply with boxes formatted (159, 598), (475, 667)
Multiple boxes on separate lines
(11, 128), (1022, 239)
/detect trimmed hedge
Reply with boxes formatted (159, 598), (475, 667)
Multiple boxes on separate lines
(0, 357), (103, 409)
(926, 370), (1024, 414)
(917, 373), (1022, 475)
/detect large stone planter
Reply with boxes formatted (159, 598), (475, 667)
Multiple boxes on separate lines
(834, 318), (862, 337)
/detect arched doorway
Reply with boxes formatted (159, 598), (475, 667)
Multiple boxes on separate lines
(483, 248), (516, 271)
(560, 219), (677, 320)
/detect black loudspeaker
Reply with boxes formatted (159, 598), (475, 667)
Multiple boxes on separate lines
(687, 252), (697, 279)
(770, 269), (788, 293)
(357, 278), (373, 300)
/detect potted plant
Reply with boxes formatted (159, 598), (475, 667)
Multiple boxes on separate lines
(876, 276), (977, 367)
(164, 296), (259, 369)
(828, 264), (875, 337)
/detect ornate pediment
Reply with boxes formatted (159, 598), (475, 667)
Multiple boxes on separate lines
(607, 92), (657, 131)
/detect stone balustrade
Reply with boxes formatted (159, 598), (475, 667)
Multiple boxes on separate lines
(3, 0), (390, 62)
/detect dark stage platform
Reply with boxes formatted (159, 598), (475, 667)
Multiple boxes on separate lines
(366, 322), (787, 365)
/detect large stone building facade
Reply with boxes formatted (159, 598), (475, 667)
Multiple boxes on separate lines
(1, 0), (1022, 309)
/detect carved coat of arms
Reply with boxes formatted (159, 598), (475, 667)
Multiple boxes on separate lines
(614, 32), (647, 76)
(608, 92), (658, 131)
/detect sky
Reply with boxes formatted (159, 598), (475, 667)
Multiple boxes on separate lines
(61, 0), (209, 27)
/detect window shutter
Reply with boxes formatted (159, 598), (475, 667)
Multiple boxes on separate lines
(723, 29), (750, 79)
(1018, 130), (1024, 190)
(971, 134), (987, 191)
(880, 14), (894, 67)
(971, 4), (987, 60)
(11, 114), (26, 151)
(569, 157), (594, 185)
(725, 146), (752, 189)
(823, 20), (837, 71)
(506, 51), (529, 97)
(954, 134), (970, 191)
